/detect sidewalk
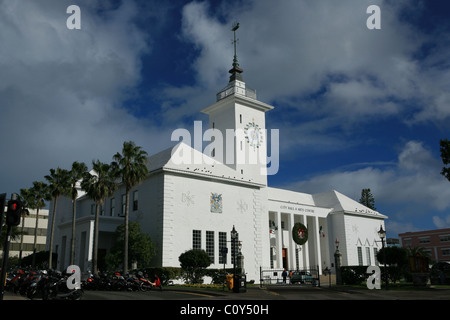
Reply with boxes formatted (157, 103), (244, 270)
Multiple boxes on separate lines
(2, 293), (28, 300)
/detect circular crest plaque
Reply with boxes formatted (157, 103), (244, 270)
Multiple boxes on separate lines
(292, 223), (308, 245)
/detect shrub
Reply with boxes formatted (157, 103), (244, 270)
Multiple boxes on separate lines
(178, 249), (211, 284)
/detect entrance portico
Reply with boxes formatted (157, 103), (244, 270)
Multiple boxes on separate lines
(267, 190), (332, 275)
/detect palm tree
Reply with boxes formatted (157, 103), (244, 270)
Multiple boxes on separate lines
(81, 160), (117, 275)
(45, 168), (71, 269)
(111, 141), (148, 274)
(23, 181), (51, 267)
(18, 188), (31, 264)
(68, 161), (88, 265)
(408, 246), (431, 273)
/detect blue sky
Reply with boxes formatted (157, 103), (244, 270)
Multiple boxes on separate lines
(1, 0), (449, 238)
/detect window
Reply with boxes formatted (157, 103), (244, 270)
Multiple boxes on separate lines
(110, 198), (115, 216)
(373, 248), (379, 266)
(270, 247), (274, 269)
(357, 247), (363, 266)
(440, 235), (450, 242)
(403, 238), (412, 247)
(91, 204), (96, 215)
(366, 247), (371, 266)
(419, 237), (430, 244)
(219, 232), (227, 264)
(442, 249), (450, 256)
(22, 227), (47, 236)
(193, 230), (201, 250)
(133, 190), (138, 211)
(206, 231), (214, 264)
(240, 114), (242, 124)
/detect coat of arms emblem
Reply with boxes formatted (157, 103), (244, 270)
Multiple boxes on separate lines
(210, 193), (223, 213)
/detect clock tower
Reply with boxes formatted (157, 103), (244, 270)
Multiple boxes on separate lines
(201, 23), (274, 186)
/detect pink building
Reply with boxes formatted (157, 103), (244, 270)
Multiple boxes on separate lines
(399, 228), (450, 263)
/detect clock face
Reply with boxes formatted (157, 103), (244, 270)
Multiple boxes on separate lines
(244, 121), (262, 148)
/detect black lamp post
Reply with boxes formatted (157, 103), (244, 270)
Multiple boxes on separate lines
(231, 226), (238, 276)
(377, 225), (389, 290)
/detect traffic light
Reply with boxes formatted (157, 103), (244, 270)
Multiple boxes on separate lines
(6, 199), (22, 226)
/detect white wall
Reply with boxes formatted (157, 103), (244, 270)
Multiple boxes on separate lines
(159, 171), (266, 283)
(341, 214), (384, 266)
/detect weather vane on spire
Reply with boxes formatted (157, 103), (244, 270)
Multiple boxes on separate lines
(232, 22), (240, 61)
(229, 22), (243, 82)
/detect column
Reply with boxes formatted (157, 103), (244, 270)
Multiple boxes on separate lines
(87, 219), (95, 272)
(276, 211), (283, 269)
(288, 213), (295, 270)
(314, 216), (322, 274)
(301, 215), (309, 269)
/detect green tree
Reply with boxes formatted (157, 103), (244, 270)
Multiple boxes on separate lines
(81, 160), (117, 275)
(178, 249), (212, 284)
(68, 161), (88, 265)
(45, 168), (71, 269)
(440, 139), (450, 181)
(18, 188), (32, 262)
(105, 221), (156, 270)
(22, 181), (51, 266)
(376, 246), (409, 267)
(111, 141), (149, 274)
(0, 223), (22, 250)
(359, 188), (376, 210)
(376, 246), (409, 282)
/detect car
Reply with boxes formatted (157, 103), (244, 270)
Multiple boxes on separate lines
(290, 271), (313, 284)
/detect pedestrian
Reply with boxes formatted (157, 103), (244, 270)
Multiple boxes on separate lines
(282, 269), (287, 284)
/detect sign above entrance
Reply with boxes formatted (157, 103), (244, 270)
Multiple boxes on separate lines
(280, 204), (315, 214)
(292, 223), (308, 245)
(267, 200), (332, 218)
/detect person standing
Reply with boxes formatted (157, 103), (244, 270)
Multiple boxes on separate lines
(282, 269), (287, 284)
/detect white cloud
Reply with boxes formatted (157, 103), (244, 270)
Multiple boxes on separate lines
(433, 215), (450, 229)
(0, 0), (171, 193)
(283, 140), (450, 216)
(161, 0), (450, 153)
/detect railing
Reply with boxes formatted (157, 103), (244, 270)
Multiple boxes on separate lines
(216, 85), (257, 101)
(259, 267), (321, 287)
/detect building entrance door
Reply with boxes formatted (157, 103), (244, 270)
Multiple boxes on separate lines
(282, 248), (288, 269)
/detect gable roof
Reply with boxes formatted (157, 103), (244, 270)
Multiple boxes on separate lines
(147, 142), (265, 187)
(312, 190), (387, 219)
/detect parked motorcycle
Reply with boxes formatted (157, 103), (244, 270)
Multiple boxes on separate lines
(42, 270), (83, 300)
(5, 268), (25, 294)
(26, 270), (48, 300)
(136, 273), (162, 291)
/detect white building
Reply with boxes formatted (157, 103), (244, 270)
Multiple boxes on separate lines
(49, 51), (387, 283)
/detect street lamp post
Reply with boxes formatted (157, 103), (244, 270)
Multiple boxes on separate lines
(231, 226), (238, 277)
(377, 225), (389, 290)
(230, 225), (246, 293)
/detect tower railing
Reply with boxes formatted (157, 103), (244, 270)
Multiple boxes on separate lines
(216, 85), (257, 101)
